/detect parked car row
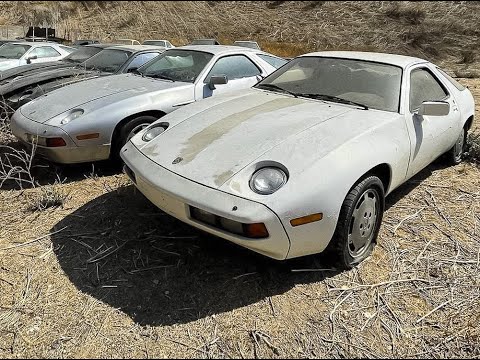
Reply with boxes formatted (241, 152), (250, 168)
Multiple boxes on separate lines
(0, 44), (166, 112)
(4, 43), (475, 268)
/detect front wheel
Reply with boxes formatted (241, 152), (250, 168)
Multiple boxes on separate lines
(111, 115), (158, 162)
(325, 176), (385, 270)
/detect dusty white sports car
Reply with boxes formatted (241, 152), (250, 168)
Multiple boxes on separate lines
(121, 51), (475, 268)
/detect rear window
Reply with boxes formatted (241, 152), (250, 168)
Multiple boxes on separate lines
(257, 54), (288, 69)
(436, 67), (466, 91)
(63, 46), (103, 63)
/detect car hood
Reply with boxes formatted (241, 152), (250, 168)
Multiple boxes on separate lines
(0, 61), (70, 83)
(0, 67), (99, 95)
(0, 59), (19, 71)
(137, 90), (376, 189)
(20, 74), (187, 123)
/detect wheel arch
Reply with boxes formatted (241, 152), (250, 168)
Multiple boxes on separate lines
(110, 110), (166, 146)
(464, 115), (474, 131)
(360, 163), (392, 195)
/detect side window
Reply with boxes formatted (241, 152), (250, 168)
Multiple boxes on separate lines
(126, 52), (159, 70)
(257, 54), (288, 69)
(205, 55), (261, 82)
(29, 46), (61, 58)
(409, 68), (448, 112)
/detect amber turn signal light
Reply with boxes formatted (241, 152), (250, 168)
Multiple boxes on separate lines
(290, 213), (323, 227)
(76, 133), (100, 140)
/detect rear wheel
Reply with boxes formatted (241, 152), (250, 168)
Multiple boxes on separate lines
(111, 115), (158, 162)
(446, 127), (466, 165)
(325, 176), (385, 270)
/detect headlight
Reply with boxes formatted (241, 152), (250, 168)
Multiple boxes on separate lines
(142, 122), (169, 142)
(61, 109), (84, 125)
(250, 167), (287, 195)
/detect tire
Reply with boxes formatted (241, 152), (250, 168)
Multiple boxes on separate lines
(446, 127), (466, 165)
(111, 115), (158, 162)
(325, 176), (385, 270)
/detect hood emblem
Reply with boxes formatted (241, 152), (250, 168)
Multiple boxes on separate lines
(172, 157), (183, 164)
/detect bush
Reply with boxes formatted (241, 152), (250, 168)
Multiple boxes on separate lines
(466, 132), (480, 163)
(29, 182), (67, 211)
(386, 5), (426, 25)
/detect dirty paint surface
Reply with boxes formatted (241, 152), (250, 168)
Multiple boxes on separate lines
(178, 97), (303, 164)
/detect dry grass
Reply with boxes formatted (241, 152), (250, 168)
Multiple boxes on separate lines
(0, 2), (479, 357)
(0, 78), (478, 358)
(0, 1), (479, 66)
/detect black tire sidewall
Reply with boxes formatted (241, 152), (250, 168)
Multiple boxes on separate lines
(112, 115), (158, 161)
(333, 176), (385, 269)
(451, 127), (466, 165)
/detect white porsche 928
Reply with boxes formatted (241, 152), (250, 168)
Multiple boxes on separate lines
(120, 51), (475, 269)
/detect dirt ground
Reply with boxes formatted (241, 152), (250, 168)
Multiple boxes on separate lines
(0, 79), (479, 358)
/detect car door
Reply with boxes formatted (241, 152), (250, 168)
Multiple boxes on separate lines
(25, 46), (63, 64)
(197, 54), (265, 99)
(405, 65), (461, 178)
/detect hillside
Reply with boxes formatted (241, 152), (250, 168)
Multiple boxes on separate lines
(0, 1), (479, 74)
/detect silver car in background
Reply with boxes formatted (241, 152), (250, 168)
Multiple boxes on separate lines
(10, 45), (288, 164)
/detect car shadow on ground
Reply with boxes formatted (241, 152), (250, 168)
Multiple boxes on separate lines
(49, 160), (446, 327)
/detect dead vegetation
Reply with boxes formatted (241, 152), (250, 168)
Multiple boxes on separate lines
(0, 78), (478, 358)
(0, 1), (479, 74)
(0, 1), (479, 357)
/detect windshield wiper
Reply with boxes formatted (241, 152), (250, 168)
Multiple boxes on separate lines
(255, 83), (298, 97)
(296, 93), (369, 110)
(144, 73), (174, 82)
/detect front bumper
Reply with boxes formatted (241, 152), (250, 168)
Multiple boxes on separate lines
(10, 110), (110, 164)
(120, 141), (291, 260)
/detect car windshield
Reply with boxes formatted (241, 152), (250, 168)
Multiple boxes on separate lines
(255, 57), (403, 112)
(62, 46), (103, 64)
(0, 44), (31, 59)
(79, 49), (131, 72)
(137, 49), (213, 83)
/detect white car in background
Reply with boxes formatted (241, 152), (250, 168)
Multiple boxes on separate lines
(120, 51), (475, 268)
(143, 40), (175, 49)
(10, 45), (288, 164)
(0, 42), (74, 71)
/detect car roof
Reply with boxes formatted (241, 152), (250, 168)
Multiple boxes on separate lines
(143, 39), (169, 42)
(7, 41), (62, 47)
(173, 45), (264, 55)
(105, 44), (166, 52)
(84, 43), (119, 49)
(301, 51), (428, 68)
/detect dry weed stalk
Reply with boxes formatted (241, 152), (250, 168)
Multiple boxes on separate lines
(0, 143), (36, 189)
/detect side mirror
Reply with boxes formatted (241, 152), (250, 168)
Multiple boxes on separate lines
(208, 75), (228, 90)
(26, 55), (38, 64)
(417, 101), (450, 116)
